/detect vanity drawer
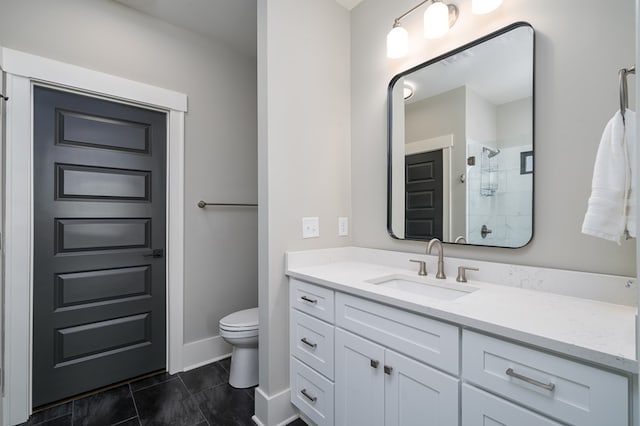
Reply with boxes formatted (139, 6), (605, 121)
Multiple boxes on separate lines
(335, 292), (459, 375)
(462, 330), (629, 426)
(291, 357), (334, 426)
(291, 310), (335, 380)
(462, 384), (562, 426)
(290, 278), (334, 323)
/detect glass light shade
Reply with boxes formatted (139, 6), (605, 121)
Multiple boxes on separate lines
(424, 1), (450, 39)
(403, 85), (414, 99)
(387, 25), (409, 58)
(472, 0), (503, 14)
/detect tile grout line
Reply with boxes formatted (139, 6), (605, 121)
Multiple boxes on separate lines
(129, 373), (175, 393)
(128, 383), (142, 426)
(176, 374), (210, 426)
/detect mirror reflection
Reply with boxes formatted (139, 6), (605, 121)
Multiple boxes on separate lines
(388, 22), (534, 248)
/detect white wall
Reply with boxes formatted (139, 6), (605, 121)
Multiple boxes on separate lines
(352, 0), (636, 276)
(0, 0), (257, 359)
(256, 0), (351, 423)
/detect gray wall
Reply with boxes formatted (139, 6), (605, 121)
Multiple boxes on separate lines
(256, 0), (351, 421)
(497, 97), (533, 149)
(351, 0), (636, 276)
(0, 0), (258, 345)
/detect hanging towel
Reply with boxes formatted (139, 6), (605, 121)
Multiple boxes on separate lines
(582, 109), (636, 244)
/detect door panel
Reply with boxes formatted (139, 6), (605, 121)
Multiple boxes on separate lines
(385, 350), (459, 426)
(335, 329), (384, 426)
(33, 86), (166, 407)
(405, 150), (444, 239)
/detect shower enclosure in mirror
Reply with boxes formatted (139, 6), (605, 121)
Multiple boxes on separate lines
(388, 22), (534, 248)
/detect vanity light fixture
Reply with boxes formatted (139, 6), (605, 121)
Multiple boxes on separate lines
(471, 0), (503, 14)
(387, 0), (458, 58)
(403, 84), (414, 99)
(387, 0), (504, 58)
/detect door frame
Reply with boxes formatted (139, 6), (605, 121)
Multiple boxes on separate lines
(1, 47), (187, 425)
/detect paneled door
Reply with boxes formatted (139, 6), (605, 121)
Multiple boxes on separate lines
(404, 150), (443, 240)
(33, 86), (167, 407)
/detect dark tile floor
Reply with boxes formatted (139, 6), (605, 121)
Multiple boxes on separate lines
(20, 358), (307, 426)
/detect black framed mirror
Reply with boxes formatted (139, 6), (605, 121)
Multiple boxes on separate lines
(387, 22), (534, 248)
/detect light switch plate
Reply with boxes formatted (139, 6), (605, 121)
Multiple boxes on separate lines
(338, 217), (348, 236)
(302, 217), (320, 238)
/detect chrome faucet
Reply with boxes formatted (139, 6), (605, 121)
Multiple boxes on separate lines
(427, 238), (446, 279)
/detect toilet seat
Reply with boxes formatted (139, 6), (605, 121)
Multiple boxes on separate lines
(219, 307), (259, 332)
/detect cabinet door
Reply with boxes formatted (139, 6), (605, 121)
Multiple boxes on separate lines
(385, 350), (459, 426)
(335, 329), (385, 426)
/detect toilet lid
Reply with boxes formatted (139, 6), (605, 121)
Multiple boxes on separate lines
(219, 307), (259, 329)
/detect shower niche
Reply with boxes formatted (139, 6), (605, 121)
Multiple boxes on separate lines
(387, 22), (534, 248)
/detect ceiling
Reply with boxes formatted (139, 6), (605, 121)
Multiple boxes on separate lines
(404, 25), (534, 106)
(114, 0), (257, 57)
(114, 0), (365, 58)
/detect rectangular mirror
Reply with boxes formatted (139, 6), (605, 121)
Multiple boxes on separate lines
(388, 22), (534, 248)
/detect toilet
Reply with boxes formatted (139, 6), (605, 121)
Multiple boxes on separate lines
(219, 307), (259, 388)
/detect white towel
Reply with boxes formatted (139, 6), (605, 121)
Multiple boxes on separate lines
(582, 109), (636, 244)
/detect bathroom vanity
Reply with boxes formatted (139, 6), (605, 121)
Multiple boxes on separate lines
(286, 247), (637, 426)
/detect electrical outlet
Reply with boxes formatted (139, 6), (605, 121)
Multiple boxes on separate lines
(338, 217), (348, 236)
(302, 217), (320, 238)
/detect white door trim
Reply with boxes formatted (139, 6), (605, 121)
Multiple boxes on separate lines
(0, 47), (187, 425)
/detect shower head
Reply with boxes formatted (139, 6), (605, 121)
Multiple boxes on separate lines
(483, 147), (501, 158)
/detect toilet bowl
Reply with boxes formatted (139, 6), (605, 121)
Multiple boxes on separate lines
(219, 307), (259, 388)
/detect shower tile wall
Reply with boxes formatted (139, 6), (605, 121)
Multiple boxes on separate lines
(467, 142), (532, 246)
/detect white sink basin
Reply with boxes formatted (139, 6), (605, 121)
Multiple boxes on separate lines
(366, 274), (477, 301)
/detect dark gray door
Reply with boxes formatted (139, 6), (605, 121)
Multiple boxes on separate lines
(33, 86), (167, 407)
(405, 150), (443, 240)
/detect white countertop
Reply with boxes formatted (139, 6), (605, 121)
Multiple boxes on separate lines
(286, 248), (638, 374)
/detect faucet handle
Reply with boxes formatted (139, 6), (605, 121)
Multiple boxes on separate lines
(456, 266), (479, 283)
(409, 259), (427, 276)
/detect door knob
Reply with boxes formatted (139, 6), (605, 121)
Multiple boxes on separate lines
(143, 249), (164, 258)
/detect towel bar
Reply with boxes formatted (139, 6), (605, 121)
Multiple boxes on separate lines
(197, 200), (258, 208)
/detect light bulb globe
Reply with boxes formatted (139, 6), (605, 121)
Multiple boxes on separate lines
(424, 1), (450, 39)
(387, 25), (409, 58)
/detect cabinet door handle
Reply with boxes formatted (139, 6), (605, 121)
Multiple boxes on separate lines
(505, 368), (555, 391)
(384, 365), (393, 375)
(300, 296), (318, 304)
(300, 388), (317, 403)
(300, 337), (317, 348)
(370, 359), (379, 369)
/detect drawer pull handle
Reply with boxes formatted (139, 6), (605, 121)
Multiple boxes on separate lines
(300, 388), (317, 403)
(505, 368), (555, 391)
(370, 359), (379, 369)
(301, 338), (317, 348)
(300, 296), (318, 304)
(384, 365), (393, 375)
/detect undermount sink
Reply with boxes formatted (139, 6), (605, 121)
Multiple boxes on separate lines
(365, 274), (477, 301)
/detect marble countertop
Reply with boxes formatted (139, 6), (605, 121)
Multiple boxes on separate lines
(286, 248), (638, 374)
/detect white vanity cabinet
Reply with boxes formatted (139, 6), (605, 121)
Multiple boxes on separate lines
(290, 279), (336, 426)
(289, 277), (631, 426)
(462, 330), (629, 426)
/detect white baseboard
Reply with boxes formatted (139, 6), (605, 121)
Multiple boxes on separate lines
(253, 386), (298, 426)
(182, 335), (232, 371)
